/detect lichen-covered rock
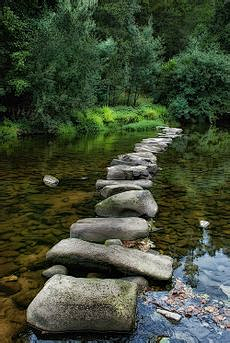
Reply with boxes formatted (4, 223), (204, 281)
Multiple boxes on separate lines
(27, 275), (137, 333)
(42, 265), (68, 278)
(95, 190), (158, 218)
(46, 238), (173, 280)
(107, 165), (151, 180)
(70, 217), (149, 243)
(96, 179), (153, 190)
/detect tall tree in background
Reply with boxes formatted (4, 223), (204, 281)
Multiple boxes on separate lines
(28, 0), (100, 130)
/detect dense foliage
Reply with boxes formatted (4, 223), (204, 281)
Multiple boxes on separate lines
(158, 40), (230, 123)
(0, 0), (229, 136)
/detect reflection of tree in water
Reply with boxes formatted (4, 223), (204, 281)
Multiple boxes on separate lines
(153, 127), (230, 264)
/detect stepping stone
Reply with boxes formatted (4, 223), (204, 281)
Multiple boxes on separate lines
(135, 143), (165, 153)
(42, 265), (68, 278)
(27, 275), (137, 333)
(110, 159), (157, 174)
(107, 165), (151, 180)
(134, 145), (163, 154)
(95, 190), (158, 218)
(46, 239), (173, 280)
(100, 183), (143, 198)
(70, 217), (149, 243)
(96, 179), (153, 190)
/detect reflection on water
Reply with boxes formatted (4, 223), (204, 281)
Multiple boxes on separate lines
(0, 128), (229, 342)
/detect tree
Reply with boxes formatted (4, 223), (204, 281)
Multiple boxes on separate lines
(28, 0), (100, 130)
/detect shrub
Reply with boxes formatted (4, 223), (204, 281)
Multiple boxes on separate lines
(0, 119), (21, 140)
(123, 118), (165, 131)
(57, 123), (77, 139)
(158, 40), (230, 123)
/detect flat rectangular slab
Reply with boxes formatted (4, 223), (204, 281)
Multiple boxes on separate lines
(27, 275), (137, 333)
(96, 179), (153, 190)
(70, 217), (149, 242)
(46, 238), (173, 280)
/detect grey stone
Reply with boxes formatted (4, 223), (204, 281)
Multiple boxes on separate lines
(121, 276), (149, 292)
(111, 153), (157, 171)
(118, 152), (157, 162)
(101, 184), (143, 198)
(70, 217), (149, 243)
(142, 138), (172, 145)
(43, 175), (59, 187)
(107, 165), (151, 180)
(96, 179), (153, 190)
(134, 145), (163, 154)
(42, 265), (68, 278)
(27, 275), (137, 333)
(105, 239), (123, 246)
(162, 127), (183, 134)
(199, 220), (210, 229)
(110, 158), (157, 174)
(46, 238), (173, 280)
(95, 190), (158, 218)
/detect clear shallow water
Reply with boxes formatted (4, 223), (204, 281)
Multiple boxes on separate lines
(0, 128), (229, 343)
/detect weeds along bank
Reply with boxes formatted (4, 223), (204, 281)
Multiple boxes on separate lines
(0, 103), (168, 142)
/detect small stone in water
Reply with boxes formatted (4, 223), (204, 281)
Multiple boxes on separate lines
(43, 175), (59, 187)
(199, 220), (210, 228)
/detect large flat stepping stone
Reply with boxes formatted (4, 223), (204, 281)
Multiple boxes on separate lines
(95, 190), (158, 218)
(125, 151), (157, 160)
(134, 143), (165, 154)
(142, 138), (172, 144)
(70, 217), (149, 242)
(96, 179), (153, 190)
(134, 145), (163, 154)
(100, 183), (143, 198)
(46, 239), (173, 280)
(107, 165), (151, 180)
(27, 275), (137, 333)
(111, 153), (157, 165)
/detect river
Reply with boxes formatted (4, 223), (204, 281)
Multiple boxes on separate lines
(0, 127), (229, 342)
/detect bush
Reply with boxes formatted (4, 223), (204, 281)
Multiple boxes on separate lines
(123, 118), (165, 131)
(158, 40), (230, 123)
(57, 123), (77, 139)
(0, 119), (21, 140)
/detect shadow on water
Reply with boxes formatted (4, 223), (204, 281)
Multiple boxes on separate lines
(0, 127), (230, 342)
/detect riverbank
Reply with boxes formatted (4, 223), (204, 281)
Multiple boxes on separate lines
(0, 103), (168, 142)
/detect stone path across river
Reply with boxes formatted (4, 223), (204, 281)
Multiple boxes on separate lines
(26, 126), (183, 335)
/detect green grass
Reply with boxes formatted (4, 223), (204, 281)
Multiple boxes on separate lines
(122, 118), (165, 131)
(0, 101), (169, 141)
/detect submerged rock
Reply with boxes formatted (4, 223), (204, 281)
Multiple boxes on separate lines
(107, 165), (151, 180)
(199, 220), (210, 229)
(46, 238), (173, 280)
(96, 179), (153, 190)
(95, 190), (158, 218)
(70, 217), (149, 243)
(27, 275), (137, 333)
(42, 265), (68, 278)
(43, 175), (59, 187)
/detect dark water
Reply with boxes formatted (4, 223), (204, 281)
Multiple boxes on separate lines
(0, 128), (229, 343)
